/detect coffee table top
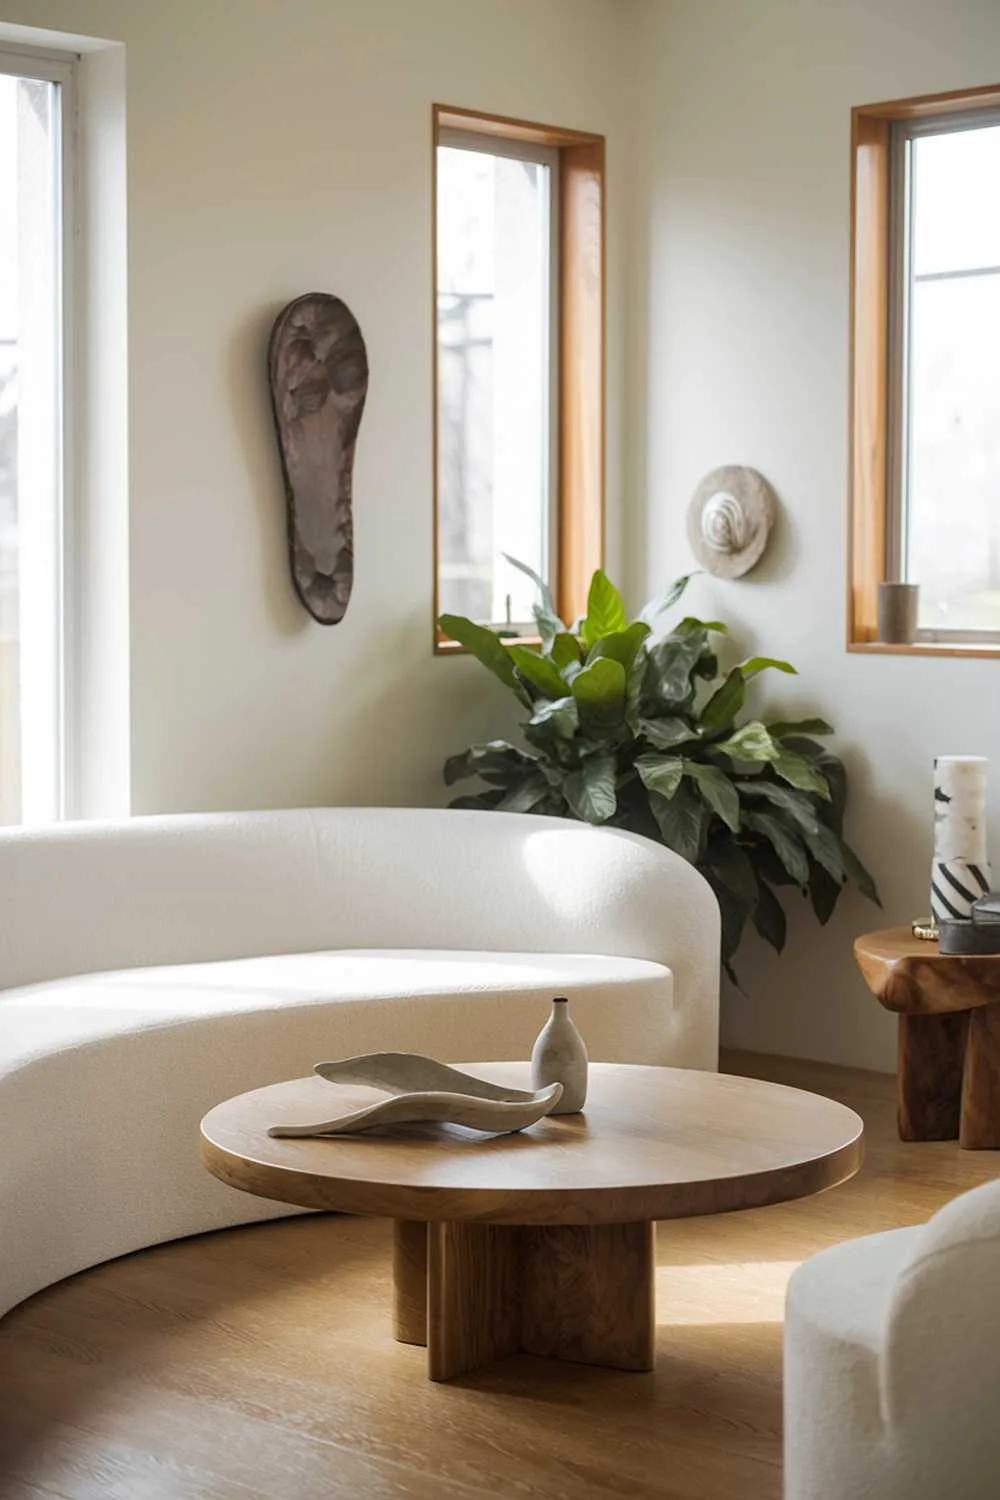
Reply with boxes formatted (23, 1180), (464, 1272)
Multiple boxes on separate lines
(201, 1063), (863, 1226)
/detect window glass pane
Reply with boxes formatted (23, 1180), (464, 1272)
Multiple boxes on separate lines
(0, 69), (61, 824)
(911, 124), (1000, 277)
(436, 142), (553, 627)
(903, 123), (1000, 633)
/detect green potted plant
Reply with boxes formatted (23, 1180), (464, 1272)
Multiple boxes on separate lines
(440, 560), (878, 979)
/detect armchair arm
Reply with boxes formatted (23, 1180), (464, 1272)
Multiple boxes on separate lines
(881, 1177), (1000, 1429)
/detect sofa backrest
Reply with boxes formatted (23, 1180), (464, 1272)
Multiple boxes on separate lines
(0, 807), (718, 998)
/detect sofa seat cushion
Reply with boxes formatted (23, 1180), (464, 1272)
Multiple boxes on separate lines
(0, 948), (674, 1318)
(0, 948), (674, 1074)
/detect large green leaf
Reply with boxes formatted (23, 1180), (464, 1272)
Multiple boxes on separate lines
(705, 838), (757, 905)
(501, 555), (566, 649)
(749, 837), (799, 888)
(739, 780), (823, 835)
(550, 633), (582, 670)
(438, 614), (532, 707)
(643, 630), (708, 704)
(581, 570), (628, 647)
(524, 695), (579, 739)
(807, 860), (843, 925)
(443, 741), (538, 787)
(684, 760), (740, 830)
(745, 783), (843, 882)
(744, 809), (810, 885)
(636, 754), (684, 800)
(564, 753), (618, 824)
(752, 877), (787, 953)
(841, 840), (881, 905)
(496, 776), (552, 814)
(587, 621), (651, 672)
(714, 721), (780, 763)
(802, 821), (846, 883)
(698, 669), (745, 734)
(772, 747), (831, 799)
(647, 780), (707, 862)
(507, 644), (566, 701)
(635, 716), (698, 752)
(533, 605), (566, 651)
(638, 573), (695, 624)
(448, 789), (505, 811)
(571, 657), (627, 736)
(768, 718), (834, 738)
(501, 552), (556, 613)
(784, 738), (846, 821)
(675, 616), (729, 635)
(701, 868), (753, 968)
(739, 656), (798, 680)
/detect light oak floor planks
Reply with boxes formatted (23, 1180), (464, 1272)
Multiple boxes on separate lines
(1, 1052), (997, 1500)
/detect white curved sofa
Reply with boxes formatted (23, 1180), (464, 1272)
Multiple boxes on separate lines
(0, 806), (719, 1323)
(784, 1176), (1000, 1499)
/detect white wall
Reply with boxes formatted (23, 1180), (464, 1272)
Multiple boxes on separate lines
(9, 0), (997, 1071)
(629, 0), (1000, 1069)
(2, 0), (626, 815)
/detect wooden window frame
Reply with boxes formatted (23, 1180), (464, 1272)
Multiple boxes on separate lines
(432, 104), (605, 654)
(848, 82), (1000, 659)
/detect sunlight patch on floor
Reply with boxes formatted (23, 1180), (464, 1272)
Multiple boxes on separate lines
(655, 1259), (799, 1325)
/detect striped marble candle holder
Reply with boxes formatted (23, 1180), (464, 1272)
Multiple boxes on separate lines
(931, 756), (991, 924)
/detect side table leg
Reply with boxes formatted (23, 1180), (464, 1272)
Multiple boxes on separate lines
(521, 1222), (655, 1371)
(426, 1223), (521, 1381)
(897, 1012), (968, 1141)
(392, 1221), (428, 1345)
(961, 1003), (1000, 1149)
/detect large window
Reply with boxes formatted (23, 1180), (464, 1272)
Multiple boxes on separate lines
(849, 84), (1000, 654)
(0, 47), (72, 822)
(433, 106), (604, 649)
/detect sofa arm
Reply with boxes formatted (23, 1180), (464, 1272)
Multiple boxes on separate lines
(881, 1177), (1000, 1429)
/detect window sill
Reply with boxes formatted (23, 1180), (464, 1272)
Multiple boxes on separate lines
(435, 634), (543, 656)
(848, 639), (1000, 660)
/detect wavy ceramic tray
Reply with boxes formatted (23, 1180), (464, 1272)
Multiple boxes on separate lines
(268, 1053), (563, 1138)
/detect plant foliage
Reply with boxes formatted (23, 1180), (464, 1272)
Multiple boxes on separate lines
(441, 562), (879, 980)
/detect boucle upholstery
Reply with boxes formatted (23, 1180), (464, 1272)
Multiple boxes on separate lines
(0, 807), (720, 1321)
(784, 1177), (1000, 1499)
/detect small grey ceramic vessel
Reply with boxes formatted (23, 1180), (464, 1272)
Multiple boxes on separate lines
(531, 997), (588, 1114)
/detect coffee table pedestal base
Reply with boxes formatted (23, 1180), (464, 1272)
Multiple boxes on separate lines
(393, 1219), (655, 1382)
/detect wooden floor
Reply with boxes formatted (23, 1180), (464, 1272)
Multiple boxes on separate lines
(1, 1053), (997, 1500)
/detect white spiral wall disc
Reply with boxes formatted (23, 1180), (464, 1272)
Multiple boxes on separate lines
(686, 465), (777, 578)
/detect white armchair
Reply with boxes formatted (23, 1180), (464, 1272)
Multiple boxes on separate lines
(784, 1176), (1000, 1499)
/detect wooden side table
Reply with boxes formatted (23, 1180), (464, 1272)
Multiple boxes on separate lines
(855, 927), (1000, 1149)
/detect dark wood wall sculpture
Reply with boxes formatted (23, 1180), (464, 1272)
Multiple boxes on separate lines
(268, 293), (368, 624)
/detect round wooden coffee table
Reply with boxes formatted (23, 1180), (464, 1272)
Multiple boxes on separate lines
(201, 1062), (863, 1381)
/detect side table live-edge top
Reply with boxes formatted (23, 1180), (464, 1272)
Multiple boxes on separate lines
(855, 927), (1000, 1148)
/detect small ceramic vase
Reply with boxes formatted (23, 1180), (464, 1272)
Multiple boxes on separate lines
(931, 756), (991, 923)
(531, 997), (588, 1114)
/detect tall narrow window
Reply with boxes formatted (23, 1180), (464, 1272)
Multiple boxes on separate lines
(433, 106), (605, 649)
(849, 85), (1000, 654)
(890, 114), (1000, 638)
(437, 131), (557, 630)
(0, 48), (71, 821)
